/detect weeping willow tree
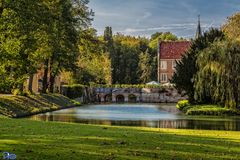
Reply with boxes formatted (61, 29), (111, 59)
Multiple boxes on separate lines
(195, 40), (240, 109)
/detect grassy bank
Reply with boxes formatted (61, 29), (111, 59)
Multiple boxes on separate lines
(177, 100), (240, 116)
(0, 94), (76, 118)
(0, 117), (240, 160)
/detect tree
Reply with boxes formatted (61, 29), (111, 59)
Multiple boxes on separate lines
(149, 32), (178, 51)
(73, 29), (111, 84)
(41, 0), (93, 93)
(138, 49), (152, 83)
(0, 0), (48, 93)
(171, 28), (225, 102)
(222, 12), (240, 42)
(112, 34), (141, 84)
(104, 26), (114, 51)
(104, 26), (114, 84)
(195, 40), (240, 109)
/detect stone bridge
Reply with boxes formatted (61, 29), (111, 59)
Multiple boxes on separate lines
(96, 87), (186, 103)
(96, 88), (141, 103)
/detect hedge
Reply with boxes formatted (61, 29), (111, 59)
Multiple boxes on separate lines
(61, 84), (86, 99)
(176, 100), (240, 116)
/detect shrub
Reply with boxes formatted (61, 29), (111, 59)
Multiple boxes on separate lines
(176, 100), (190, 110)
(11, 89), (33, 96)
(186, 107), (236, 116)
(11, 89), (21, 96)
(61, 84), (86, 99)
(70, 100), (81, 106)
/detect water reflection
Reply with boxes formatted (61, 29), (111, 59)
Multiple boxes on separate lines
(28, 104), (240, 131)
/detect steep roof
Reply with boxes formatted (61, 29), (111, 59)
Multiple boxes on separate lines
(195, 15), (202, 39)
(159, 41), (191, 59)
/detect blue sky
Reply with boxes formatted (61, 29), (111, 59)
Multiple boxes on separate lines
(88, 0), (240, 39)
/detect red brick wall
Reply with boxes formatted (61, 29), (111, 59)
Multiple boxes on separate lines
(158, 59), (179, 83)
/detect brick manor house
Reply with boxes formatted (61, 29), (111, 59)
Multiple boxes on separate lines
(157, 41), (191, 83)
(158, 16), (202, 83)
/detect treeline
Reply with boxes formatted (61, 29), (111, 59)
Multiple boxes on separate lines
(172, 12), (240, 109)
(70, 26), (182, 85)
(0, 0), (93, 94)
(0, 0), (182, 94)
(73, 27), (182, 85)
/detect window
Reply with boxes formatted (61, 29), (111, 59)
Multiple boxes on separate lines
(161, 73), (168, 82)
(172, 60), (176, 69)
(161, 61), (167, 70)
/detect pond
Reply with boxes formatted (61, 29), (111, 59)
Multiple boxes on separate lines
(28, 104), (240, 131)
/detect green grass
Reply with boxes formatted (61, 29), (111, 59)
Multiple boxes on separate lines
(0, 94), (74, 118)
(0, 117), (240, 160)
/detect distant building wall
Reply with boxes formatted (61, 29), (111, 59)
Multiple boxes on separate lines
(26, 69), (67, 93)
(158, 41), (191, 83)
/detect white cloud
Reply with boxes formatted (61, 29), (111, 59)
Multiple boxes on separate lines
(118, 22), (218, 34)
(136, 12), (152, 25)
(118, 23), (198, 33)
(95, 12), (120, 17)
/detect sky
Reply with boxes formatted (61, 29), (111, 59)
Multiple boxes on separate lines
(88, 0), (240, 39)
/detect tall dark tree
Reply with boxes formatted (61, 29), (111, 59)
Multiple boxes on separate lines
(104, 26), (114, 50)
(138, 49), (152, 83)
(171, 28), (225, 102)
(103, 26), (114, 84)
(112, 34), (141, 84)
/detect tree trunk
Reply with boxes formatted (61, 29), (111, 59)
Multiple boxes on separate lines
(233, 81), (239, 109)
(49, 74), (55, 93)
(19, 82), (24, 94)
(28, 74), (34, 93)
(48, 56), (55, 93)
(42, 60), (49, 93)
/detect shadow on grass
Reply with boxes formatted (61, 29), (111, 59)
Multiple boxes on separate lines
(40, 94), (72, 107)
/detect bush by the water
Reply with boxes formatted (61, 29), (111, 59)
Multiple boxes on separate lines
(186, 105), (238, 116)
(177, 101), (240, 116)
(176, 100), (190, 110)
(70, 100), (81, 106)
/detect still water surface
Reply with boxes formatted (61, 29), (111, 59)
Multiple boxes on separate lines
(28, 104), (240, 131)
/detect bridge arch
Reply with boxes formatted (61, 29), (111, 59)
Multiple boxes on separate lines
(116, 94), (125, 103)
(104, 94), (112, 102)
(128, 94), (137, 103)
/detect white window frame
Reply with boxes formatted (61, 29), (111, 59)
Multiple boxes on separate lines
(161, 73), (168, 82)
(161, 60), (167, 70)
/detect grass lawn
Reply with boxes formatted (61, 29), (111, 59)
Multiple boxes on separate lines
(0, 117), (240, 160)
